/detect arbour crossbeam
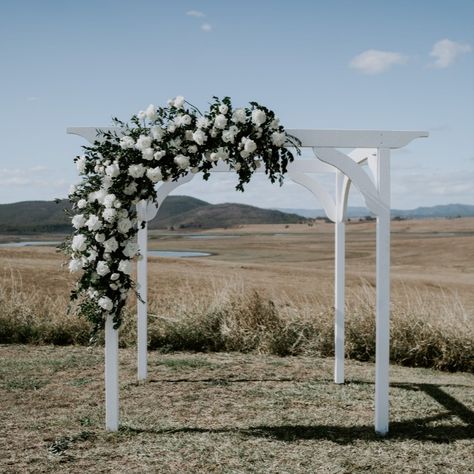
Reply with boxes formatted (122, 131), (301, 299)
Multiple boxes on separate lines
(67, 127), (428, 435)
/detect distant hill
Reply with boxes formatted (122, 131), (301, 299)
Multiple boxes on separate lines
(149, 202), (304, 229)
(0, 196), (305, 234)
(276, 203), (474, 219)
(0, 200), (73, 233)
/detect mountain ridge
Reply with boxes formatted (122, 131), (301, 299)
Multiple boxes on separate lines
(0, 197), (472, 234)
(0, 196), (305, 234)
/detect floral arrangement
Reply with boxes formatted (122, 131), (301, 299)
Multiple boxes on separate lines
(66, 96), (300, 332)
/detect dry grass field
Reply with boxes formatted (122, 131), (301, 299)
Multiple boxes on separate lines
(0, 218), (473, 368)
(1, 217), (473, 307)
(0, 218), (473, 472)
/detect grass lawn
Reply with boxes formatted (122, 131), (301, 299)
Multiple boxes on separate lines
(0, 345), (473, 473)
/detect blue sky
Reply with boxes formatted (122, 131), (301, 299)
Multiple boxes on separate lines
(0, 0), (472, 209)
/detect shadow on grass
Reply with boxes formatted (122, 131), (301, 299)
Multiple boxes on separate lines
(122, 381), (474, 444)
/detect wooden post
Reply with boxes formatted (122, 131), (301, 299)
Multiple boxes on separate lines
(374, 148), (391, 435)
(334, 170), (345, 384)
(105, 315), (119, 431)
(137, 201), (148, 381)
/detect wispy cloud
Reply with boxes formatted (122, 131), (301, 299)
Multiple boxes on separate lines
(186, 10), (205, 18)
(393, 168), (474, 202)
(201, 23), (212, 32)
(350, 49), (408, 75)
(429, 39), (472, 68)
(0, 167), (68, 188)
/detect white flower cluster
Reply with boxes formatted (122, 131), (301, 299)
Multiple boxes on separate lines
(67, 96), (299, 331)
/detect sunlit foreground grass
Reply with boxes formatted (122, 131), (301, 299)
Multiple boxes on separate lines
(0, 273), (472, 373)
(0, 345), (473, 473)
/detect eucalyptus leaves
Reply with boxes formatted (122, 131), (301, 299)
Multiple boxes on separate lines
(66, 96), (300, 331)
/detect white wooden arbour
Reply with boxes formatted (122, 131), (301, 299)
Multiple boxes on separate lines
(68, 127), (428, 435)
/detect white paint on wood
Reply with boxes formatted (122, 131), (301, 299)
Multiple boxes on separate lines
(67, 127), (428, 150)
(313, 147), (388, 217)
(374, 148), (391, 436)
(334, 170), (345, 384)
(136, 201), (148, 381)
(105, 315), (119, 431)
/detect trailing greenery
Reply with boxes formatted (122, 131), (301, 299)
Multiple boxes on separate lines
(65, 96), (300, 332)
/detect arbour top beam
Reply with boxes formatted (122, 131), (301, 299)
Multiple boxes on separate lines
(67, 127), (428, 149)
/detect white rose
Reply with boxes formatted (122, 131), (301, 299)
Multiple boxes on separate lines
(167, 123), (176, 133)
(88, 189), (107, 204)
(117, 218), (133, 234)
(234, 163), (241, 171)
(135, 135), (152, 151)
(137, 110), (146, 120)
(197, 117), (210, 129)
(232, 108), (246, 123)
(145, 104), (157, 120)
(240, 150), (250, 159)
(102, 176), (113, 190)
(153, 150), (166, 161)
(185, 130), (194, 141)
(169, 138), (182, 149)
(95, 233), (105, 243)
(96, 261), (110, 276)
(85, 215), (101, 232)
(119, 136), (135, 149)
(192, 130), (207, 146)
(222, 129), (236, 143)
(211, 147), (229, 161)
(174, 155), (190, 170)
(118, 260), (132, 275)
(110, 273), (120, 281)
(142, 148), (154, 161)
(214, 114), (227, 129)
(71, 234), (87, 252)
(244, 139), (257, 154)
(76, 156), (87, 173)
(146, 167), (163, 183)
(128, 164), (146, 178)
(103, 194), (116, 208)
(270, 117), (280, 129)
(188, 145), (198, 154)
(251, 109), (266, 127)
(271, 131), (286, 147)
(124, 182), (138, 195)
(77, 199), (87, 209)
(72, 214), (86, 229)
(104, 237), (118, 253)
(219, 104), (229, 114)
(151, 126), (164, 141)
(68, 258), (83, 273)
(87, 249), (98, 262)
(98, 296), (114, 311)
(69, 185), (79, 198)
(102, 208), (117, 223)
(176, 114), (191, 127)
(123, 242), (139, 258)
(174, 96), (185, 108)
